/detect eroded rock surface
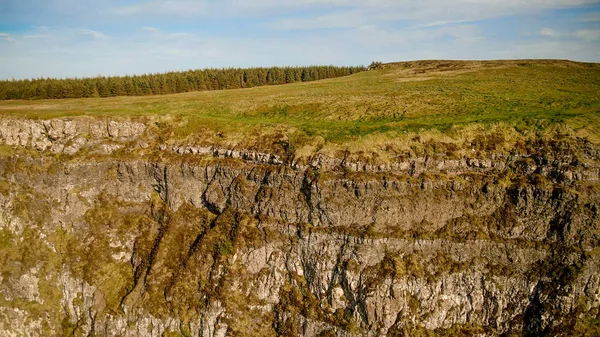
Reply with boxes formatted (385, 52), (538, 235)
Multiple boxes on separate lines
(0, 117), (598, 336)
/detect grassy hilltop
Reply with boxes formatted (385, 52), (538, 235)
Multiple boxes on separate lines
(1, 60), (599, 161)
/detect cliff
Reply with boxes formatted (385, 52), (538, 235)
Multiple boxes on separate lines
(0, 116), (598, 336)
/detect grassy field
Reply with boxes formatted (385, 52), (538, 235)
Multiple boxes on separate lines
(1, 59), (599, 158)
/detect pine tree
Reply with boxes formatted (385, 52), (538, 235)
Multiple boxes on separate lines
(0, 65), (364, 100)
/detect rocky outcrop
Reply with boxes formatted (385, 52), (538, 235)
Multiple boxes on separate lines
(0, 118), (145, 152)
(0, 117), (598, 336)
(1, 117), (598, 179)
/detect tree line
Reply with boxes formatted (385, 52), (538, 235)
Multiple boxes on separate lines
(0, 65), (364, 100)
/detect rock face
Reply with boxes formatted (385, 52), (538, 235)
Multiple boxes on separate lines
(0, 117), (599, 336)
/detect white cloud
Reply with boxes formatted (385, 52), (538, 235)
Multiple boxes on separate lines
(353, 24), (484, 47)
(109, 0), (600, 22)
(538, 27), (600, 43)
(412, 20), (472, 29)
(0, 33), (15, 42)
(77, 29), (109, 39)
(540, 28), (559, 38)
(265, 0), (600, 31)
(575, 29), (600, 42)
(31, 26), (50, 31)
(23, 34), (47, 39)
(488, 39), (600, 61)
(136, 26), (194, 43)
(140, 26), (160, 33)
(113, 0), (208, 16)
(270, 11), (366, 30)
(578, 11), (600, 22)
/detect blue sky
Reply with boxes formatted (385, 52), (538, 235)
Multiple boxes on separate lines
(0, 0), (599, 79)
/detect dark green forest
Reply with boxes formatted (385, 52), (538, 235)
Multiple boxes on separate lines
(0, 66), (364, 100)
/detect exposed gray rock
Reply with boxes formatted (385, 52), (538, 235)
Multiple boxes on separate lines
(0, 117), (598, 336)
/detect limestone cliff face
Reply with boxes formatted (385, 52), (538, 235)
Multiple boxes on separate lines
(0, 117), (598, 336)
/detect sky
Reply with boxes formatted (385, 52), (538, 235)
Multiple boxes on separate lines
(0, 0), (599, 79)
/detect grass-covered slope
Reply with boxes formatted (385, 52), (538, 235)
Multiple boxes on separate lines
(1, 60), (598, 154)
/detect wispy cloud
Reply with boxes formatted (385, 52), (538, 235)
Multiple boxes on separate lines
(76, 29), (109, 39)
(270, 11), (367, 30)
(411, 20), (472, 29)
(0, 33), (15, 42)
(540, 28), (560, 38)
(22, 34), (46, 39)
(267, 0), (599, 32)
(575, 29), (600, 41)
(578, 11), (600, 21)
(106, 0), (600, 22)
(112, 0), (209, 16)
(31, 25), (50, 31)
(538, 27), (600, 41)
(137, 26), (194, 43)
(140, 26), (160, 33)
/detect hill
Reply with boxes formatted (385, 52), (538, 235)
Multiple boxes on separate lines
(0, 59), (599, 163)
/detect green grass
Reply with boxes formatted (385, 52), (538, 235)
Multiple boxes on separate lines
(1, 60), (599, 150)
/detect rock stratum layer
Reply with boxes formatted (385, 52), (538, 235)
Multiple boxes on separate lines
(0, 117), (599, 337)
